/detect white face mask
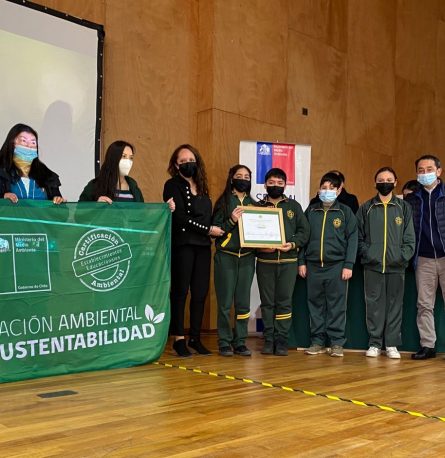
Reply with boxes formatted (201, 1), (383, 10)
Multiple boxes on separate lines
(119, 158), (133, 176)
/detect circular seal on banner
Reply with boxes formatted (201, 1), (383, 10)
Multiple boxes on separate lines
(72, 228), (132, 292)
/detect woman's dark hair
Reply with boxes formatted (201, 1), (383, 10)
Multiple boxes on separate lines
(167, 144), (209, 196)
(213, 164), (252, 220)
(94, 140), (134, 200)
(374, 166), (397, 182)
(0, 123), (39, 171)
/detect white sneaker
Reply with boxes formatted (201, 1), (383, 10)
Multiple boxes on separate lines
(366, 346), (381, 357)
(386, 346), (401, 359)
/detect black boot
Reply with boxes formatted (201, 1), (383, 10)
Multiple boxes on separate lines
(173, 339), (192, 357)
(188, 337), (212, 355)
(274, 340), (288, 356)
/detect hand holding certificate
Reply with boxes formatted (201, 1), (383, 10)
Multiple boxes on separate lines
(237, 206), (286, 248)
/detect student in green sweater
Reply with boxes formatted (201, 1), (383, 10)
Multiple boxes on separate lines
(212, 164), (256, 356)
(298, 172), (358, 357)
(357, 167), (415, 359)
(256, 168), (310, 356)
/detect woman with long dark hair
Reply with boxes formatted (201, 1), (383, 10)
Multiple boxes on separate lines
(212, 164), (256, 356)
(163, 144), (224, 357)
(79, 141), (143, 203)
(0, 123), (64, 203)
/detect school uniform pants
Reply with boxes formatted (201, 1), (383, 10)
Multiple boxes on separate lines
(256, 261), (297, 344)
(364, 269), (405, 348)
(170, 244), (211, 337)
(306, 262), (348, 347)
(214, 251), (255, 348)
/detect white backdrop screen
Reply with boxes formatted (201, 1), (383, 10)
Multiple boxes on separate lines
(0, 0), (103, 201)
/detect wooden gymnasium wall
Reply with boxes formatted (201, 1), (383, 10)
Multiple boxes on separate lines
(33, 0), (445, 330)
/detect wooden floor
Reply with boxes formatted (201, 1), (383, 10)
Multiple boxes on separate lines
(1, 336), (445, 457)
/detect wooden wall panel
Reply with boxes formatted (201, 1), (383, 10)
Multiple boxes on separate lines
(394, 77), (436, 185)
(197, 0), (215, 112)
(395, 0), (438, 89)
(394, 1), (445, 190)
(288, 0), (347, 52)
(346, 0), (396, 159)
(434, 21), (445, 158)
(286, 31), (346, 197)
(34, 0), (105, 24)
(344, 146), (392, 201)
(211, 0), (288, 127)
(103, 0), (199, 202)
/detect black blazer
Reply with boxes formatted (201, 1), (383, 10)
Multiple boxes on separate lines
(163, 175), (212, 247)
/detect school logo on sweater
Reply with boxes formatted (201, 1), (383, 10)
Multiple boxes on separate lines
(287, 209), (295, 219)
(395, 217), (403, 225)
(333, 218), (342, 228)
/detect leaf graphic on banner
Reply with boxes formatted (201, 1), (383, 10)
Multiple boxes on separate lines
(145, 305), (154, 322)
(153, 313), (165, 324)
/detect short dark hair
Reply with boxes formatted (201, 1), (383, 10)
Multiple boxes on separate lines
(265, 168), (286, 183)
(327, 169), (345, 184)
(402, 179), (421, 193)
(415, 154), (441, 169)
(320, 172), (341, 188)
(374, 166), (397, 182)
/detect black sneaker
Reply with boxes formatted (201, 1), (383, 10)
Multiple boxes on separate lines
(274, 341), (288, 356)
(234, 345), (252, 356)
(261, 341), (274, 355)
(188, 338), (212, 355)
(219, 346), (234, 356)
(173, 339), (192, 357)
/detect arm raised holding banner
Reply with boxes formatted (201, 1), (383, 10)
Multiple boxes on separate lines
(0, 123), (65, 204)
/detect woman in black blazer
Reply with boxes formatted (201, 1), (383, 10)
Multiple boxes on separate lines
(163, 144), (224, 357)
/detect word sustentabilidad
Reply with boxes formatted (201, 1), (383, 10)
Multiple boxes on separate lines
(0, 325), (155, 361)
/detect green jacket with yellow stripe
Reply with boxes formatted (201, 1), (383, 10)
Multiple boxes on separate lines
(213, 193), (256, 256)
(298, 200), (358, 269)
(255, 195), (310, 263)
(357, 194), (415, 273)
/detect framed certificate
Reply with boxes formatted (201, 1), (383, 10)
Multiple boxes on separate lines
(238, 206), (286, 248)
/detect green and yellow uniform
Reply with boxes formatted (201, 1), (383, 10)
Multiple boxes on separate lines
(256, 196), (310, 347)
(213, 193), (256, 349)
(299, 200), (358, 347)
(357, 195), (415, 348)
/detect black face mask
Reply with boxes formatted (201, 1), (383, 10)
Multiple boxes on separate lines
(178, 162), (197, 178)
(376, 182), (395, 196)
(232, 179), (251, 193)
(266, 185), (285, 199)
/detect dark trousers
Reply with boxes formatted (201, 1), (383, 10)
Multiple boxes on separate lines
(307, 262), (348, 347)
(256, 261), (297, 343)
(170, 244), (211, 337)
(214, 251), (255, 348)
(364, 269), (405, 348)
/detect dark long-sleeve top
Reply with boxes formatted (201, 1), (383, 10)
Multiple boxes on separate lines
(163, 175), (212, 247)
(78, 176), (144, 202)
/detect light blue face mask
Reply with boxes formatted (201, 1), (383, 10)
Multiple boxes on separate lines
(417, 172), (437, 187)
(13, 145), (38, 163)
(319, 189), (337, 203)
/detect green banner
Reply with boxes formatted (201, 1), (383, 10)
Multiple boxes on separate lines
(0, 200), (171, 383)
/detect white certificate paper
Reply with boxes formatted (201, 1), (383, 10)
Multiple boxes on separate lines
(241, 213), (282, 242)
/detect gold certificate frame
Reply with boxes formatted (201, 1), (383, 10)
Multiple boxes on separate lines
(238, 206), (286, 248)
